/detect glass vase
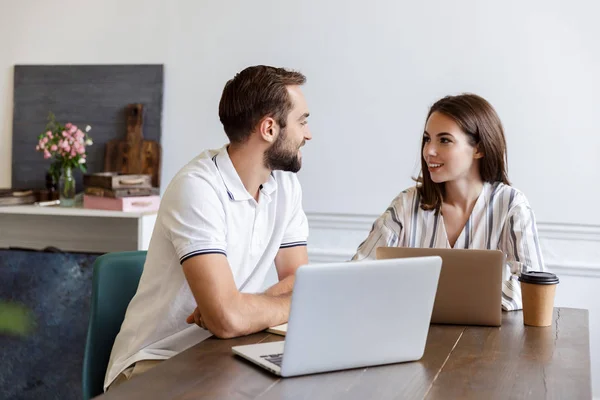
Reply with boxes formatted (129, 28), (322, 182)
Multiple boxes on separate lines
(59, 166), (76, 207)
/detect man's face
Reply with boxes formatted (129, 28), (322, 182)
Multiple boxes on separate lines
(264, 86), (312, 172)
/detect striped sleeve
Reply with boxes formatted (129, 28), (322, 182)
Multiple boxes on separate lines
(352, 203), (403, 261)
(499, 200), (545, 311)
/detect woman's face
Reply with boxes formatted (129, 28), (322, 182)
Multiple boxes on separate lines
(422, 111), (482, 184)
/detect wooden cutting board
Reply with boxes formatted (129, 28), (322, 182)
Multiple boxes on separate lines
(104, 104), (161, 187)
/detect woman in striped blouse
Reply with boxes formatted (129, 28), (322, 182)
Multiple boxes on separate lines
(353, 93), (545, 311)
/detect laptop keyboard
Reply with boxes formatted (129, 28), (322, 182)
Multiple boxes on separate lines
(260, 353), (283, 367)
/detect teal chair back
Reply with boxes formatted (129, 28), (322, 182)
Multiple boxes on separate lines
(82, 251), (146, 400)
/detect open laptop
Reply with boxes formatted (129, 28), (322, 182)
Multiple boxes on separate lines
(232, 257), (442, 377)
(377, 247), (505, 326)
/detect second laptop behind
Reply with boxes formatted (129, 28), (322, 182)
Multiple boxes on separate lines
(377, 247), (505, 326)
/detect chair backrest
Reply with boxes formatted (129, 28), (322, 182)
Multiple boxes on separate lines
(82, 251), (146, 400)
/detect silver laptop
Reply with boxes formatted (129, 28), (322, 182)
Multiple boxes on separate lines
(232, 256), (442, 377)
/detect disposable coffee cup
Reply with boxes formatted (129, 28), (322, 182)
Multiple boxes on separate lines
(519, 271), (560, 327)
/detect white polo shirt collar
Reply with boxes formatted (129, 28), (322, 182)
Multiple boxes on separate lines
(213, 146), (277, 201)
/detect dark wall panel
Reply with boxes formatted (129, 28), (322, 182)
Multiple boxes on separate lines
(12, 64), (163, 190)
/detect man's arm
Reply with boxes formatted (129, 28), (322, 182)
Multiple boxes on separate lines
(182, 254), (290, 339)
(264, 245), (309, 296)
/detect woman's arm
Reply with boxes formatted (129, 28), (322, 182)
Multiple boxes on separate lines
(499, 201), (546, 311)
(352, 205), (403, 261)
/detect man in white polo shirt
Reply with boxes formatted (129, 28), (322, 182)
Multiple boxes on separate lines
(104, 65), (312, 391)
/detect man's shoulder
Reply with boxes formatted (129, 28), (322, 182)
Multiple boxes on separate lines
(174, 148), (226, 183)
(176, 148), (222, 178)
(161, 148), (227, 205)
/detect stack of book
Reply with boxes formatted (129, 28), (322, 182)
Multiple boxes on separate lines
(83, 173), (160, 212)
(0, 189), (36, 206)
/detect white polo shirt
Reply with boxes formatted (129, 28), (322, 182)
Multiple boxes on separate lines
(103, 145), (308, 391)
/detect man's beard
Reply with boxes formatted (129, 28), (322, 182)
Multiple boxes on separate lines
(264, 129), (302, 173)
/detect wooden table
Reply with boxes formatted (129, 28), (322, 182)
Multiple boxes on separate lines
(97, 308), (592, 399)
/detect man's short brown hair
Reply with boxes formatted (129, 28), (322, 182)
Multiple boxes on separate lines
(218, 65), (306, 143)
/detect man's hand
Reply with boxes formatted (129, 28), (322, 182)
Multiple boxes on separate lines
(186, 307), (207, 330)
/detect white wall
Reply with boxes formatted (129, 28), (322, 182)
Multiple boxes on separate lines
(1, 0), (599, 225)
(165, 0), (600, 227)
(1, 0), (599, 396)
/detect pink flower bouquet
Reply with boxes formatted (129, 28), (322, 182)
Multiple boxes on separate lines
(35, 112), (93, 181)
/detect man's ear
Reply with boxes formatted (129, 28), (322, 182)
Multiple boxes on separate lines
(258, 117), (278, 144)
